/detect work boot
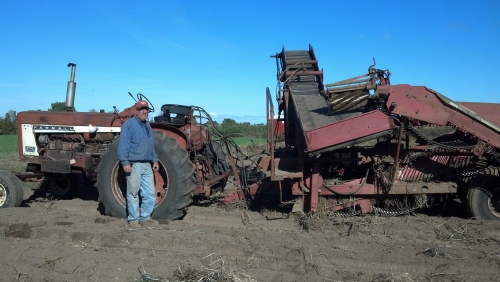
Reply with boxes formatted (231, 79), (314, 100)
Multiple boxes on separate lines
(128, 222), (141, 230)
(140, 219), (159, 228)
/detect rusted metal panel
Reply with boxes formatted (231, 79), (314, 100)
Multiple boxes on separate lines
(17, 111), (121, 127)
(46, 149), (72, 161)
(320, 185), (373, 195)
(378, 85), (500, 149)
(40, 159), (71, 173)
(448, 111), (500, 149)
(458, 102), (500, 127)
(13, 172), (44, 181)
(377, 85), (451, 125)
(304, 110), (392, 152)
(320, 182), (457, 195)
(390, 182), (457, 194)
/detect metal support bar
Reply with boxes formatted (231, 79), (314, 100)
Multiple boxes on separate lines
(279, 181), (295, 204)
(310, 163), (320, 212)
(266, 88), (275, 178)
(391, 119), (405, 184)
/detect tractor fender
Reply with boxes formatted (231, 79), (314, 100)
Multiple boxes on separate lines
(151, 124), (188, 149)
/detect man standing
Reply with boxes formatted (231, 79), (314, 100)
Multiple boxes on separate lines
(118, 100), (159, 229)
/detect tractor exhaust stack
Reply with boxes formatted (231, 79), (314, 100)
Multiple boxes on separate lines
(65, 63), (77, 111)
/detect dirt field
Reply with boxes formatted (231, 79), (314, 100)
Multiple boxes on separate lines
(1, 180), (500, 282)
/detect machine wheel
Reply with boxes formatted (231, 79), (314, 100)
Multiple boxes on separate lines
(45, 174), (76, 199)
(466, 175), (500, 221)
(0, 170), (24, 208)
(96, 131), (195, 219)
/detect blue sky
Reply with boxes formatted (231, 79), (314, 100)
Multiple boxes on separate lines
(1, 0), (499, 124)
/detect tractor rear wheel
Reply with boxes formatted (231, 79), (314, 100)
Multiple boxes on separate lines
(466, 175), (500, 221)
(96, 131), (195, 219)
(0, 170), (24, 208)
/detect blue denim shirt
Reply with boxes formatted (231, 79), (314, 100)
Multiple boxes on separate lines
(118, 116), (158, 167)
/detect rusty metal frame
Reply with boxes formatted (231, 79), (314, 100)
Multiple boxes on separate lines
(378, 85), (500, 149)
(304, 110), (393, 153)
(266, 87), (276, 179)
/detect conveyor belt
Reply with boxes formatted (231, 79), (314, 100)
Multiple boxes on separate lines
(281, 49), (363, 132)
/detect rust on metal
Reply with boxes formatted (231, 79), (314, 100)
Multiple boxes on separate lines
(304, 110), (392, 152)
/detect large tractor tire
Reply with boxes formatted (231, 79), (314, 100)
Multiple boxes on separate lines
(466, 174), (500, 221)
(0, 170), (24, 208)
(96, 131), (195, 219)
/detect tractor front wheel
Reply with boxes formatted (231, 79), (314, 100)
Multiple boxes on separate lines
(0, 170), (24, 208)
(96, 131), (195, 219)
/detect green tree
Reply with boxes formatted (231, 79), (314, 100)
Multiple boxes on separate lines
(221, 118), (237, 127)
(210, 118), (267, 138)
(49, 102), (76, 111)
(0, 112), (17, 134)
(220, 118), (242, 136)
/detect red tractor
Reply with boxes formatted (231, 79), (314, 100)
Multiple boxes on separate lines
(3, 63), (229, 219)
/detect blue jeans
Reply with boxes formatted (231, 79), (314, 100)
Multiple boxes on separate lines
(126, 162), (156, 223)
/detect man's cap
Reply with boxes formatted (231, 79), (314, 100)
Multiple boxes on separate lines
(135, 100), (150, 110)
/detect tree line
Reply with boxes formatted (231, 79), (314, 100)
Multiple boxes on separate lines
(214, 118), (267, 138)
(0, 102), (267, 138)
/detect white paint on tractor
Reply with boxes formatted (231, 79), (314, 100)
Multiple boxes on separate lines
(20, 124), (122, 156)
(22, 124), (38, 156)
